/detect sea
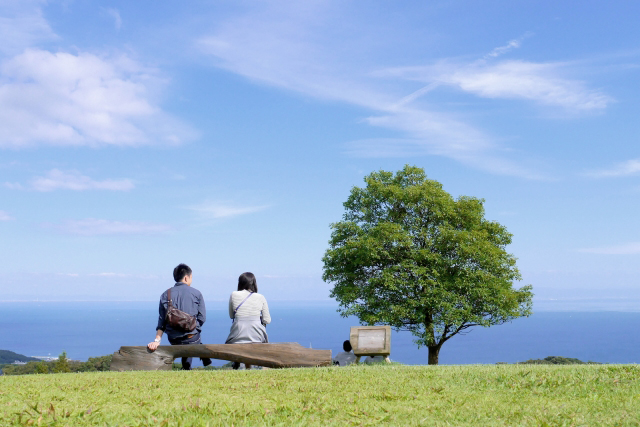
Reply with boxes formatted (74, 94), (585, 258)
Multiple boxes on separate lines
(1, 301), (639, 367)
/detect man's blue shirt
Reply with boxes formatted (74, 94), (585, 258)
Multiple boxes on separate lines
(156, 282), (206, 339)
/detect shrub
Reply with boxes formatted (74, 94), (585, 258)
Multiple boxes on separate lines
(518, 356), (600, 365)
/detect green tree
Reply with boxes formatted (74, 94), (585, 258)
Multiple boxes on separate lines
(53, 351), (71, 373)
(35, 361), (50, 374)
(322, 165), (533, 365)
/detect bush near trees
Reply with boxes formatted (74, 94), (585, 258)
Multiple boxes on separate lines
(1, 355), (236, 375)
(0, 354), (112, 375)
(323, 165), (533, 365)
(519, 356), (601, 365)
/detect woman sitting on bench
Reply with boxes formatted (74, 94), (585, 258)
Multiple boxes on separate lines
(225, 272), (271, 369)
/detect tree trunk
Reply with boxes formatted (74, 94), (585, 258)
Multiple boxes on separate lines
(428, 345), (440, 365)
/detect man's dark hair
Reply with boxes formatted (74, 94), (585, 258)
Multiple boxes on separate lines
(343, 340), (352, 352)
(173, 264), (192, 283)
(237, 272), (258, 293)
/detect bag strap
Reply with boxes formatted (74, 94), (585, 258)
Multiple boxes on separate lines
(167, 288), (173, 308)
(233, 292), (254, 318)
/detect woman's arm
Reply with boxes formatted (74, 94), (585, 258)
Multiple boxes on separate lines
(228, 293), (235, 319)
(261, 296), (271, 324)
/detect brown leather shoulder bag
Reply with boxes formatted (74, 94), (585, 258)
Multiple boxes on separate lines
(165, 288), (197, 332)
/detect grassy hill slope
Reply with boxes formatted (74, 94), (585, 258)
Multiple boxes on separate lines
(1, 364), (638, 426)
(0, 349), (38, 365)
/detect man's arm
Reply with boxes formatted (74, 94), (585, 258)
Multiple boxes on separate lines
(156, 293), (167, 332)
(197, 292), (206, 327)
(149, 293), (167, 351)
(147, 329), (163, 351)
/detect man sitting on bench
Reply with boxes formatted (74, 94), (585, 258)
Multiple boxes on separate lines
(147, 263), (212, 370)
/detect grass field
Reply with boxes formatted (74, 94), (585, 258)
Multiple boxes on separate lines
(1, 364), (639, 426)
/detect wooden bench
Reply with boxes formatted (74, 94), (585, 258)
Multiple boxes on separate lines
(350, 326), (392, 363)
(110, 343), (332, 371)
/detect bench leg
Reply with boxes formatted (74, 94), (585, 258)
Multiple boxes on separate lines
(355, 356), (361, 364)
(384, 356), (391, 363)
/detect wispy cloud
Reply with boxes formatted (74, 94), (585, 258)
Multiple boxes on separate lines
(3, 182), (23, 190)
(585, 159), (640, 178)
(579, 242), (640, 255)
(380, 60), (612, 111)
(485, 39), (522, 59)
(50, 219), (172, 236)
(0, 210), (13, 221)
(189, 202), (271, 219)
(0, 0), (57, 55)
(89, 272), (129, 277)
(104, 8), (122, 31)
(57, 272), (158, 279)
(483, 34), (532, 60)
(189, 202), (270, 219)
(25, 169), (135, 192)
(195, 3), (609, 178)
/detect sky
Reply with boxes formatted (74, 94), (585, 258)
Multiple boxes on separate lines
(1, 0), (639, 308)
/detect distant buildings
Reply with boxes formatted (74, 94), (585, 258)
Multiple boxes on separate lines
(31, 356), (58, 362)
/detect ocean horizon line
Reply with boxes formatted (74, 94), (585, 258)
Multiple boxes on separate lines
(1, 299), (640, 313)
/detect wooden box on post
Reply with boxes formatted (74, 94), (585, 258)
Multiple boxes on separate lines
(349, 325), (391, 364)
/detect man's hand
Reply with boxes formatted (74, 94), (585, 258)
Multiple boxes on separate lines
(148, 331), (163, 352)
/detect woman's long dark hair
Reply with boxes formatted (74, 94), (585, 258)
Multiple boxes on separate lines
(237, 272), (258, 293)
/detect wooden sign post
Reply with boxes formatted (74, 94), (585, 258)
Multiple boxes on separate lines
(349, 325), (391, 364)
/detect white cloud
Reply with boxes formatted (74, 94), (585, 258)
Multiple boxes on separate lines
(51, 218), (171, 236)
(0, 210), (13, 221)
(189, 202), (270, 219)
(586, 159), (640, 178)
(28, 169), (134, 192)
(0, 49), (197, 148)
(104, 8), (122, 31)
(0, 2), (196, 148)
(579, 242), (640, 255)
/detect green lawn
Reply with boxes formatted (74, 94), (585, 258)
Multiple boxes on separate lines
(1, 364), (639, 426)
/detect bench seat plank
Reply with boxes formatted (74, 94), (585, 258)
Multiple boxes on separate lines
(110, 343), (331, 371)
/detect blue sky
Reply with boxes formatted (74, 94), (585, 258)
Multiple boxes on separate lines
(1, 0), (639, 308)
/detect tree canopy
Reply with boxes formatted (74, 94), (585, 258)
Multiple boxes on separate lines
(322, 165), (533, 364)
